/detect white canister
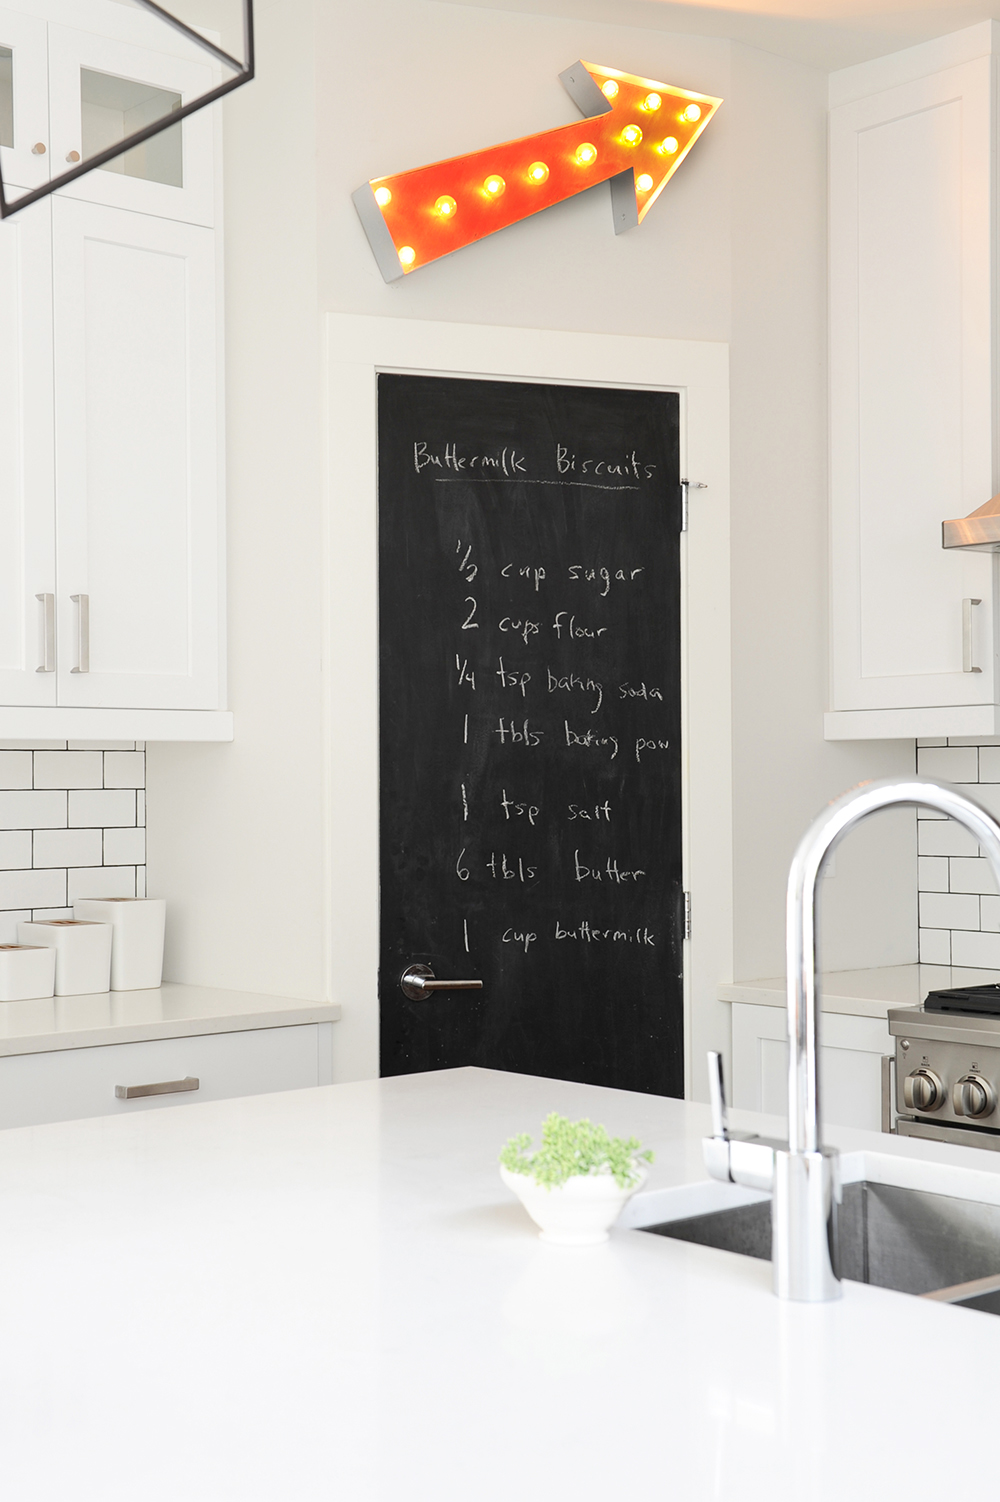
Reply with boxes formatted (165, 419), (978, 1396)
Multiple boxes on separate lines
(0, 945), (56, 1002)
(72, 898), (166, 991)
(17, 920), (112, 997)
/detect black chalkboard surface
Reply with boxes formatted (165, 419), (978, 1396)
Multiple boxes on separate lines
(378, 373), (683, 1096)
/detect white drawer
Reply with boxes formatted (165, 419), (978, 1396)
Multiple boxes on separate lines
(0, 1025), (326, 1128)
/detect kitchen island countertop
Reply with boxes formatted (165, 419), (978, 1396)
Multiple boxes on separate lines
(2, 1065), (999, 1500)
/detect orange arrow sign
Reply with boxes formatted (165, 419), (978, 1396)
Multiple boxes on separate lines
(353, 61), (722, 281)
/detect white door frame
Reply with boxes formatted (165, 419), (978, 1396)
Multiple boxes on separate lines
(324, 313), (732, 1097)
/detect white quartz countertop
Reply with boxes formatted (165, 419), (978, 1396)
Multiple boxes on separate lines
(0, 981), (339, 1055)
(2, 1066), (1000, 1499)
(719, 961), (1000, 1017)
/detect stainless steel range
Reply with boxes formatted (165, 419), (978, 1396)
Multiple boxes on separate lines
(890, 984), (1000, 1150)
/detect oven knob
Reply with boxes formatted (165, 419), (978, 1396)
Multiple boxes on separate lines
(903, 1068), (945, 1112)
(953, 1074), (997, 1118)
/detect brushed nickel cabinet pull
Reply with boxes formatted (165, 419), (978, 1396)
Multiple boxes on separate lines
(70, 593), (89, 673)
(35, 593), (54, 673)
(963, 597), (982, 673)
(115, 1076), (199, 1100)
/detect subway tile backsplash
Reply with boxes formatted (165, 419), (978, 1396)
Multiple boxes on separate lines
(916, 739), (1000, 969)
(0, 743), (145, 944)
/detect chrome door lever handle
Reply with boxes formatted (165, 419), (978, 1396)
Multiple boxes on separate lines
(400, 964), (484, 1001)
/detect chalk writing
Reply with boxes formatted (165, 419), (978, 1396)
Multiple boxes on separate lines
(500, 790), (540, 825)
(499, 616), (541, 644)
(503, 928), (537, 952)
(635, 737), (670, 763)
(502, 564), (546, 590)
(417, 441), (527, 476)
(379, 371), (681, 1095)
(547, 668), (603, 714)
(555, 920), (657, 946)
(567, 802), (612, 822)
(568, 565), (644, 595)
(455, 539), (478, 584)
(565, 721), (618, 759)
(556, 445), (656, 480)
(495, 718), (544, 747)
(574, 851), (646, 884)
(496, 658), (531, 696)
(455, 656), (476, 689)
(487, 852), (538, 882)
(552, 611), (607, 640)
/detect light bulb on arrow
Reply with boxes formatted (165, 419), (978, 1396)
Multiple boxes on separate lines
(352, 60), (722, 281)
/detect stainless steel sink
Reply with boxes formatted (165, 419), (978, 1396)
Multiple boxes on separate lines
(642, 1180), (1000, 1313)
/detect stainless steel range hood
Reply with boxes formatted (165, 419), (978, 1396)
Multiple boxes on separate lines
(943, 494), (1000, 552)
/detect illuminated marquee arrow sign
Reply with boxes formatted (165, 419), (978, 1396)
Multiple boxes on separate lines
(353, 60), (722, 281)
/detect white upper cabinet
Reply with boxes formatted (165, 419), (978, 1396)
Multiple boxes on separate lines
(0, 0), (229, 740)
(0, 201), (54, 705)
(47, 23), (216, 226)
(52, 200), (220, 710)
(827, 28), (1000, 740)
(0, 5), (49, 192)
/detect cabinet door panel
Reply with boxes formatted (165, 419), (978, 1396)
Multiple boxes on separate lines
(47, 23), (215, 227)
(830, 59), (995, 711)
(0, 202), (55, 705)
(758, 1037), (884, 1132)
(0, 5), (49, 196)
(52, 199), (220, 710)
(732, 1003), (891, 1132)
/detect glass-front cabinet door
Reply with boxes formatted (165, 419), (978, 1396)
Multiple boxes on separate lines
(47, 24), (216, 226)
(0, 6), (50, 196)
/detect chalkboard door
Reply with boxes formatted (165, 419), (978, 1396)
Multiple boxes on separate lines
(378, 374), (683, 1096)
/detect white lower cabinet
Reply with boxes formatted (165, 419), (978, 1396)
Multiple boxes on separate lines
(731, 1001), (892, 1133)
(0, 1024), (332, 1129)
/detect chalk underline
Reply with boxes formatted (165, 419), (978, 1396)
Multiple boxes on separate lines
(433, 477), (641, 492)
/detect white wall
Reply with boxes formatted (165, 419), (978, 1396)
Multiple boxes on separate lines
(148, 0), (327, 1004)
(148, 0), (917, 1089)
(725, 39), (917, 981)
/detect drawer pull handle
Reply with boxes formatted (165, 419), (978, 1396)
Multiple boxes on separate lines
(115, 1076), (199, 1100)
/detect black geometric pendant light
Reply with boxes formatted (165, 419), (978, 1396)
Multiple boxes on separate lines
(0, 0), (253, 218)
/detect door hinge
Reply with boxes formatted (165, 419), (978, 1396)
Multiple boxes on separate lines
(683, 890), (692, 940)
(679, 479), (707, 533)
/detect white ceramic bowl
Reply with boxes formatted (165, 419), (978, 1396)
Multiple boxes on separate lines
(500, 1163), (648, 1245)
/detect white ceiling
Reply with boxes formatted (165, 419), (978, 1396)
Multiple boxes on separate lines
(445, 0), (998, 72)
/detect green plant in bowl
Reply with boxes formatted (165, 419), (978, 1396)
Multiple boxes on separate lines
(499, 1113), (654, 1244)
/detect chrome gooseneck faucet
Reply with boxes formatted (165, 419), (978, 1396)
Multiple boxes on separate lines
(704, 777), (1000, 1302)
